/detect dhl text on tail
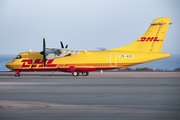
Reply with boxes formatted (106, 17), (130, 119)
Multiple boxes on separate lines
(6, 17), (171, 76)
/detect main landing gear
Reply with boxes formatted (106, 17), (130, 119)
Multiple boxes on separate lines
(82, 72), (89, 76)
(72, 70), (89, 77)
(72, 70), (79, 76)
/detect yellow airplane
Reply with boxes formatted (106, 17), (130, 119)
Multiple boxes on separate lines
(6, 17), (171, 77)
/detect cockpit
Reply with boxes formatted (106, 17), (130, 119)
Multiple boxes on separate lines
(15, 55), (22, 59)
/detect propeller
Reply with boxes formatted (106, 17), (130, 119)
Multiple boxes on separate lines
(40, 39), (69, 67)
(60, 41), (68, 49)
(40, 38), (46, 67)
(60, 41), (64, 48)
(43, 38), (46, 67)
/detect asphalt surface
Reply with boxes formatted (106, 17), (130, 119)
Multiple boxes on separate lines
(0, 72), (180, 120)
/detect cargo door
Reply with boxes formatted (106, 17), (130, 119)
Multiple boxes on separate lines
(110, 52), (117, 66)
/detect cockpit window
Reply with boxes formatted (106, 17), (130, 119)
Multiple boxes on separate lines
(15, 55), (22, 59)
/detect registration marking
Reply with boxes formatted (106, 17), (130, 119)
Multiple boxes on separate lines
(120, 55), (133, 58)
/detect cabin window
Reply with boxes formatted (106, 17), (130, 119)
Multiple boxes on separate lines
(15, 55), (22, 59)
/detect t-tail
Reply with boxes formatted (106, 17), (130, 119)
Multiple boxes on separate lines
(109, 17), (171, 53)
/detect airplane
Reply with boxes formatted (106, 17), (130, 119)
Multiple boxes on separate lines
(6, 17), (171, 77)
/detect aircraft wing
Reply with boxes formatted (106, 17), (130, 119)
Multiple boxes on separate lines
(46, 48), (80, 55)
(45, 48), (80, 59)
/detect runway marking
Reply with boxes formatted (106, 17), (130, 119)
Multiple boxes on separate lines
(0, 82), (68, 86)
(0, 100), (180, 116)
(0, 72), (180, 78)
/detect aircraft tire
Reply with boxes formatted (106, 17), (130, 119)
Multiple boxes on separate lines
(15, 73), (20, 77)
(72, 70), (79, 77)
(82, 72), (89, 76)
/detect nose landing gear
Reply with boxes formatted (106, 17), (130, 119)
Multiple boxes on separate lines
(15, 73), (20, 77)
(15, 70), (20, 77)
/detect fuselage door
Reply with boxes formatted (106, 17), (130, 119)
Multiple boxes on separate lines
(110, 52), (117, 67)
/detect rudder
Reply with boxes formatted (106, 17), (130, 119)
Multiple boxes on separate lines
(109, 18), (171, 52)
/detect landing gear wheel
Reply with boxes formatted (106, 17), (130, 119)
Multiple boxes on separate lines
(82, 72), (89, 76)
(72, 70), (79, 77)
(15, 73), (20, 77)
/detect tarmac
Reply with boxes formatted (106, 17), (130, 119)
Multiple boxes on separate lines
(0, 71), (180, 120)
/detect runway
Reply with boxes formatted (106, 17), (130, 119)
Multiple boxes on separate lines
(0, 72), (180, 120)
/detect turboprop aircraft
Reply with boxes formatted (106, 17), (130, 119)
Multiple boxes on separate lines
(6, 17), (171, 77)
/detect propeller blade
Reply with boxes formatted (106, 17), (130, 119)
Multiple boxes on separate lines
(43, 38), (46, 51)
(60, 41), (64, 48)
(65, 44), (68, 48)
(43, 55), (46, 67)
(43, 38), (46, 67)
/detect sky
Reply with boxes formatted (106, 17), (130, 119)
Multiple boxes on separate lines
(0, 0), (179, 55)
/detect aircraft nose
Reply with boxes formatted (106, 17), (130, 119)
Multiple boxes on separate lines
(5, 63), (10, 69)
(5, 60), (14, 69)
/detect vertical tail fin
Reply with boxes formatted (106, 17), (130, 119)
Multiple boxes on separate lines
(109, 18), (171, 52)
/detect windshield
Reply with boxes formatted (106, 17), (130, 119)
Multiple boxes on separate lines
(15, 55), (22, 59)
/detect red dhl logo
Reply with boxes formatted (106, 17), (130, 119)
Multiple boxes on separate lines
(21, 59), (57, 68)
(137, 37), (163, 42)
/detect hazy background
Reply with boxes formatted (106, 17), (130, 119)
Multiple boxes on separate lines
(0, 0), (179, 55)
